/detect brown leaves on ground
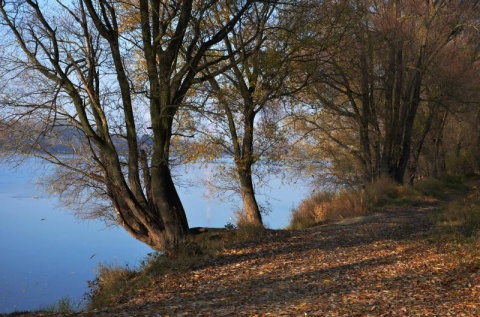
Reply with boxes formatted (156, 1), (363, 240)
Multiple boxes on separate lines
(27, 204), (480, 316)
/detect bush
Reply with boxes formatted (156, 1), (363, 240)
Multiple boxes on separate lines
(288, 201), (317, 230)
(413, 178), (445, 197)
(231, 209), (252, 229)
(288, 190), (366, 230)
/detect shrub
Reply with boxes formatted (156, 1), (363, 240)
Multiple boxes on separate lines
(288, 191), (333, 230)
(334, 190), (367, 217)
(413, 178), (444, 197)
(364, 178), (398, 205)
(288, 190), (366, 230)
(288, 203), (317, 230)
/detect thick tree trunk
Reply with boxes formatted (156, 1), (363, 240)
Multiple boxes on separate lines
(105, 156), (189, 253)
(237, 166), (263, 227)
(150, 163), (190, 252)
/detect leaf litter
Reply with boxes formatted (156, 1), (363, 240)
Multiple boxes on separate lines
(17, 204), (480, 316)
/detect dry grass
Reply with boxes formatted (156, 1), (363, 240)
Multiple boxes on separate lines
(86, 226), (263, 310)
(288, 177), (461, 230)
(35, 297), (79, 314)
(364, 177), (420, 206)
(434, 186), (480, 236)
(414, 175), (467, 198)
(288, 189), (367, 230)
(86, 264), (137, 310)
(87, 247), (211, 309)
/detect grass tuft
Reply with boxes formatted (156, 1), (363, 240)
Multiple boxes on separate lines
(86, 263), (137, 310)
(37, 296), (78, 314)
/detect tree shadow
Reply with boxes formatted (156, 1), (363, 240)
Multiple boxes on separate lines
(192, 205), (435, 272)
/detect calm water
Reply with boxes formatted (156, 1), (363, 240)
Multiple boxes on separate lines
(0, 159), (306, 313)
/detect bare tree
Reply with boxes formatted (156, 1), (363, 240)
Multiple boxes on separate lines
(0, 0), (271, 253)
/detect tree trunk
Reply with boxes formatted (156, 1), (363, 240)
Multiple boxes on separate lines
(103, 153), (188, 253)
(389, 45), (426, 185)
(150, 163), (190, 252)
(237, 165), (263, 227)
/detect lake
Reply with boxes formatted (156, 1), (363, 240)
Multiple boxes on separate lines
(0, 158), (307, 313)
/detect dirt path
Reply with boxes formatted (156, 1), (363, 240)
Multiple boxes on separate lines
(12, 203), (480, 316)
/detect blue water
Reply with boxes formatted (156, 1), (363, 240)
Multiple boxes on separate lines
(0, 159), (306, 313)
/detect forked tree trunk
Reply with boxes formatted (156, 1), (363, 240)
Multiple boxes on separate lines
(105, 157), (189, 253)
